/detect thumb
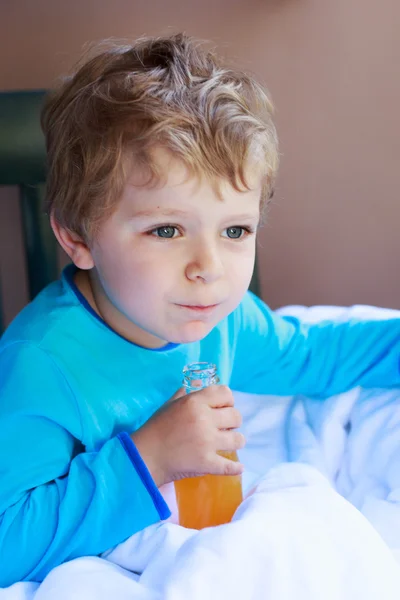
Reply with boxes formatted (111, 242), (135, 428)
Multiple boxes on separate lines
(168, 387), (187, 403)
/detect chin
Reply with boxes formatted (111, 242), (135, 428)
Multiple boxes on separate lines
(167, 322), (214, 344)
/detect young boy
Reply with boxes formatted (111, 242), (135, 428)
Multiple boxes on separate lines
(0, 33), (399, 588)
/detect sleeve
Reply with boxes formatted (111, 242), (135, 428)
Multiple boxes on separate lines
(0, 343), (170, 587)
(230, 292), (400, 397)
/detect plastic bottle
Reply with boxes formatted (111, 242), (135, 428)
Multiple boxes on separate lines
(174, 362), (243, 529)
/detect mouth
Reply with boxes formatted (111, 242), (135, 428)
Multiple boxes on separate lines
(176, 303), (220, 315)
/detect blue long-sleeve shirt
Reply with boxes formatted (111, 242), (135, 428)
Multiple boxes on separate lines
(0, 264), (399, 586)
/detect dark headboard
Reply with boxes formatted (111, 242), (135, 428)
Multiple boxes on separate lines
(0, 90), (58, 333)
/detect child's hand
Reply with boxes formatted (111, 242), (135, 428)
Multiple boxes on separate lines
(131, 386), (245, 487)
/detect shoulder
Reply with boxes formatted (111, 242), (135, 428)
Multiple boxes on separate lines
(225, 292), (302, 353)
(1, 275), (79, 347)
(0, 268), (105, 363)
(0, 276), (85, 421)
(232, 291), (276, 332)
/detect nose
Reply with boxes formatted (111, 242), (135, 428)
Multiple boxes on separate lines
(185, 240), (224, 284)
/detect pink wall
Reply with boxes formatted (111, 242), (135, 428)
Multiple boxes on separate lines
(1, 0), (399, 326)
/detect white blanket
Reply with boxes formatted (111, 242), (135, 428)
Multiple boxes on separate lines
(2, 305), (400, 599)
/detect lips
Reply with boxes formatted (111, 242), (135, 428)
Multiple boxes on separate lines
(182, 304), (218, 309)
(177, 303), (220, 313)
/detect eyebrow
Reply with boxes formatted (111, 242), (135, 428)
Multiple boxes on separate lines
(131, 209), (259, 220)
(131, 209), (191, 218)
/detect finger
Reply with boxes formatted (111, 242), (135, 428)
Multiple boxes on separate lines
(204, 385), (234, 409)
(212, 453), (244, 476)
(214, 407), (243, 430)
(217, 430), (246, 452)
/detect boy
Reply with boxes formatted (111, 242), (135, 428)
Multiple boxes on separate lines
(0, 33), (399, 588)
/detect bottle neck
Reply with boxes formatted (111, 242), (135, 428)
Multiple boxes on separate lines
(183, 362), (219, 393)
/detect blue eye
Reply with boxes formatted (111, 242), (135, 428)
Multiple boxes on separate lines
(152, 226), (177, 238)
(226, 227), (243, 239)
(225, 226), (250, 239)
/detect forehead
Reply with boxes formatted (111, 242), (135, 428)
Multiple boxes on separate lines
(123, 148), (263, 214)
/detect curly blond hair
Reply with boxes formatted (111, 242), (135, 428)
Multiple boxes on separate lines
(42, 33), (279, 241)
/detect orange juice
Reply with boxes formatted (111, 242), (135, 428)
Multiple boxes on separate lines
(176, 362), (243, 529)
(174, 450), (243, 529)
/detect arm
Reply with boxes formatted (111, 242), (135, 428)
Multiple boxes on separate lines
(0, 343), (170, 586)
(230, 292), (400, 397)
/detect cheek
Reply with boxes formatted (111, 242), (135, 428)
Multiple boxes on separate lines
(101, 254), (173, 307)
(227, 251), (255, 285)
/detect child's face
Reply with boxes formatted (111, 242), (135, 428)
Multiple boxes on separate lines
(87, 151), (261, 348)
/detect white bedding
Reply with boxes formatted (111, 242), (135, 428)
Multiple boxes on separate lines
(1, 304), (400, 599)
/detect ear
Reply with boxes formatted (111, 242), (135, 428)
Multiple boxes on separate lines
(50, 214), (94, 270)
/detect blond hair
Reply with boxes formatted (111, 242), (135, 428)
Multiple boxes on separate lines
(42, 33), (279, 241)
